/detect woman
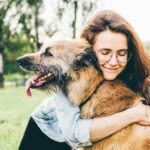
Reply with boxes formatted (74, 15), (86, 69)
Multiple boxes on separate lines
(19, 10), (150, 150)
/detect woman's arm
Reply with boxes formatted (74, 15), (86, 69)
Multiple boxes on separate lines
(90, 106), (136, 142)
(90, 101), (150, 142)
(55, 92), (150, 146)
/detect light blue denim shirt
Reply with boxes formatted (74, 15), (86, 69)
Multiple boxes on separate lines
(32, 91), (92, 148)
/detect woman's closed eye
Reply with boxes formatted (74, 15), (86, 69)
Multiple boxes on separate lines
(99, 49), (111, 55)
(117, 49), (128, 57)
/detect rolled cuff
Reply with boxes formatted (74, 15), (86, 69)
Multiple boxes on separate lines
(71, 119), (93, 148)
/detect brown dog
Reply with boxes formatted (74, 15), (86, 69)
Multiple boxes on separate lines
(17, 39), (150, 150)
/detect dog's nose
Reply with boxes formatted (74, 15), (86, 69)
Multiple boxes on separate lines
(17, 57), (24, 65)
(17, 57), (30, 66)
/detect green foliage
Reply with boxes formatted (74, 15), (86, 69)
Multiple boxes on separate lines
(27, 0), (42, 6)
(56, 0), (97, 38)
(1, 0), (98, 78)
(1, 0), (44, 69)
(4, 33), (34, 74)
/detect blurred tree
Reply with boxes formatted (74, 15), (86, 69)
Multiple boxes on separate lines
(56, 0), (97, 38)
(0, 0), (14, 87)
(0, 0), (46, 86)
(18, 0), (44, 50)
(1, 0), (98, 87)
(4, 33), (33, 74)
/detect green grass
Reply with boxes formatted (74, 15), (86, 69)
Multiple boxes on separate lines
(0, 86), (47, 150)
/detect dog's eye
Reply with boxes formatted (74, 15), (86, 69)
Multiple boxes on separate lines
(44, 48), (53, 57)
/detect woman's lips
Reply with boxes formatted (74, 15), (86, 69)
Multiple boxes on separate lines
(102, 66), (118, 73)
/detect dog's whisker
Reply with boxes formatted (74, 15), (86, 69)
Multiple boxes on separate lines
(41, 65), (45, 73)
(45, 89), (49, 95)
(47, 89), (51, 94)
(44, 85), (49, 94)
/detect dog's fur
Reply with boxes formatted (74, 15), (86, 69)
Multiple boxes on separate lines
(17, 39), (150, 150)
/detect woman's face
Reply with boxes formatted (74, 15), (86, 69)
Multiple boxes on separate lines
(93, 30), (128, 80)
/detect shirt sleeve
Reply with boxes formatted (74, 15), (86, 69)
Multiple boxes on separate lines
(31, 94), (66, 142)
(55, 91), (93, 148)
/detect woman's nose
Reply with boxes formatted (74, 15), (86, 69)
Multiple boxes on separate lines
(108, 54), (118, 65)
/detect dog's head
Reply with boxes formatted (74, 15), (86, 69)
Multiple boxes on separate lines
(17, 39), (102, 104)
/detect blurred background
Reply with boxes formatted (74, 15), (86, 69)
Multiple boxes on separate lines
(0, 0), (150, 149)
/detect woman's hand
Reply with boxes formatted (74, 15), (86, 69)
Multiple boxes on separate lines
(130, 101), (150, 126)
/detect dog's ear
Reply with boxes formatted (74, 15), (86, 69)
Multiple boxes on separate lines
(73, 47), (101, 73)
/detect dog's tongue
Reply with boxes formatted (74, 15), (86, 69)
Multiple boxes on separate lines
(25, 74), (39, 97)
(27, 88), (32, 97)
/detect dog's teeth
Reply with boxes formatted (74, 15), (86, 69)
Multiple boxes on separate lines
(40, 74), (52, 80)
(48, 73), (52, 77)
(44, 75), (48, 78)
(32, 80), (35, 84)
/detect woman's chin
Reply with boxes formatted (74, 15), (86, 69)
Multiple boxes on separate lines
(103, 74), (117, 81)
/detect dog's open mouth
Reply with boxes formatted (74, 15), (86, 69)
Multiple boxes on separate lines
(26, 72), (54, 96)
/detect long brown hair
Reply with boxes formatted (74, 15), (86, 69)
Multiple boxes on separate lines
(80, 10), (150, 100)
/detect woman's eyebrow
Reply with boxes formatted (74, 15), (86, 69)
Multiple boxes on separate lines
(97, 48), (112, 51)
(99, 48), (128, 51)
(117, 49), (128, 51)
